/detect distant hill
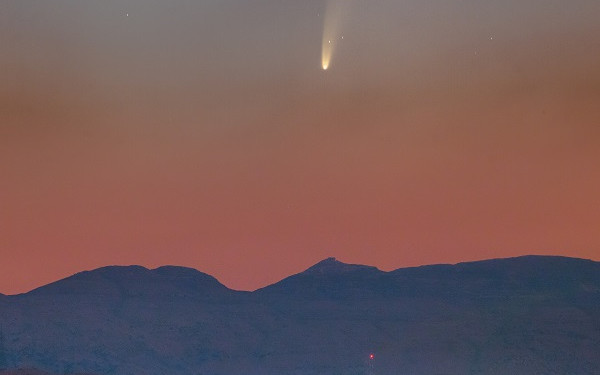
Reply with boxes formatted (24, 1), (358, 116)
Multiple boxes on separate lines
(0, 256), (598, 375)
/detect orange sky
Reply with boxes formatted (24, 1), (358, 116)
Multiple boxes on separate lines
(1, 0), (599, 294)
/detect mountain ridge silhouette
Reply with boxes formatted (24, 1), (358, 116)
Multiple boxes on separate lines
(0, 255), (598, 375)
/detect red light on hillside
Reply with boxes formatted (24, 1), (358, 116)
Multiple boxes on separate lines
(369, 353), (375, 360)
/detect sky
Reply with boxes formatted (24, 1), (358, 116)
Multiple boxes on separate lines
(1, 0), (599, 294)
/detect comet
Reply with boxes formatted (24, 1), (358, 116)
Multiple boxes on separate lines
(321, 0), (344, 70)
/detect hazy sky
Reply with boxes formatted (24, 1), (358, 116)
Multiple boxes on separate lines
(1, 0), (599, 294)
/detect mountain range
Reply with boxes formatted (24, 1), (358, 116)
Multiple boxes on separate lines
(0, 255), (598, 375)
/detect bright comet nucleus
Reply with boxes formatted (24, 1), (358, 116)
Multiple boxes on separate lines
(321, 0), (344, 70)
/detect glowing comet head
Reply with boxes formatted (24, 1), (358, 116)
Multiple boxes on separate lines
(321, 41), (332, 70)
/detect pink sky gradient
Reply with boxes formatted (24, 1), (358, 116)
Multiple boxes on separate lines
(1, 0), (599, 294)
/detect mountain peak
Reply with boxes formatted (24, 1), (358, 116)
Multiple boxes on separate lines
(302, 257), (379, 275)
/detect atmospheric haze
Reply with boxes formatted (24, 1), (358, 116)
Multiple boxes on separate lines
(1, 0), (600, 295)
(321, 0), (345, 70)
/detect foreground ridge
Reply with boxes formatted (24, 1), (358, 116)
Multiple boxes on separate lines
(0, 255), (598, 375)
